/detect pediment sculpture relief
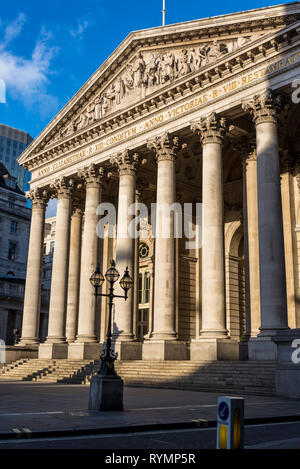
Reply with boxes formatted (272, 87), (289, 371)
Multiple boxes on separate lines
(52, 36), (260, 143)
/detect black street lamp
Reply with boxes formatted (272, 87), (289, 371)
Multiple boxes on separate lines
(89, 260), (133, 376)
(88, 260), (133, 411)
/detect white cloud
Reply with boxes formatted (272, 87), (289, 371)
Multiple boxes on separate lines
(1, 12), (27, 48)
(69, 19), (91, 39)
(0, 16), (59, 116)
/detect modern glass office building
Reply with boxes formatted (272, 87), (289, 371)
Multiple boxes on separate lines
(0, 124), (33, 192)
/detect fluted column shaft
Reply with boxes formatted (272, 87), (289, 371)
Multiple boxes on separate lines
(243, 90), (288, 335)
(46, 179), (72, 343)
(147, 133), (183, 340)
(65, 201), (83, 342)
(20, 189), (48, 345)
(76, 165), (103, 343)
(235, 138), (261, 338)
(245, 151), (261, 336)
(191, 114), (228, 338)
(111, 151), (139, 341)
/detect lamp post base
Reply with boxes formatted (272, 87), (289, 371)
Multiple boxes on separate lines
(88, 374), (124, 411)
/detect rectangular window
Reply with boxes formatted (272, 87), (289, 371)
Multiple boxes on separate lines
(8, 242), (16, 260)
(10, 221), (17, 233)
(8, 198), (15, 209)
(138, 273), (143, 304)
(50, 241), (55, 253)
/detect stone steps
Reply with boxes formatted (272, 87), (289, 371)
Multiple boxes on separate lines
(0, 358), (277, 395)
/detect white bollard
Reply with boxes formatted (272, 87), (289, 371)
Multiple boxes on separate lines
(0, 340), (6, 364)
(217, 396), (244, 449)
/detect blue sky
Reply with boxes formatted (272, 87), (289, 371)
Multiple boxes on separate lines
(0, 0), (294, 140)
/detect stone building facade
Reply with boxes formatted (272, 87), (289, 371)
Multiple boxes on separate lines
(17, 3), (300, 363)
(0, 162), (31, 344)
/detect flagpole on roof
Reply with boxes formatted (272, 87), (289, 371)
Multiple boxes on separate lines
(162, 0), (166, 26)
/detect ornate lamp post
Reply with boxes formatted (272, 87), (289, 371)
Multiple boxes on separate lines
(88, 260), (133, 411)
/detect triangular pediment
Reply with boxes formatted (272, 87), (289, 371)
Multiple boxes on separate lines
(18, 2), (300, 166)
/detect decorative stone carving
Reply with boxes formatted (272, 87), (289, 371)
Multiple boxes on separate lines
(242, 88), (284, 124)
(78, 164), (104, 186)
(50, 177), (74, 198)
(56, 36), (258, 140)
(26, 188), (48, 208)
(110, 150), (140, 175)
(72, 197), (84, 216)
(191, 112), (228, 145)
(147, 132), (185, 162)
(233, 136), (256, 165)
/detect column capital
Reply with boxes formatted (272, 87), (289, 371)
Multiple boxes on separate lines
(147, 132), (185, 163)
(110, 149), (140, 176)
(242, 89), (284, 125)
(191, 112), (228, 145)
(72, 197), (84, 216)
(26, 188), (49, 208)
(78, 164), (104, 187)
(233, 136), (257, 165)
(50, 177), (74, 199)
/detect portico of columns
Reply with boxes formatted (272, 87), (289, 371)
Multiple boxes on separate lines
(20, 89), (294, 362)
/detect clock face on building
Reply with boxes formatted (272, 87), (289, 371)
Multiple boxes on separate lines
(139, 242), (149, 259)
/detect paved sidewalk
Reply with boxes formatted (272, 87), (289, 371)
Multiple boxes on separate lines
(0, 380), (300, 438)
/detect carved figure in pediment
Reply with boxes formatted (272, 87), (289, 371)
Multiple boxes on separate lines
(207, 40), (227, 63)
(197, 46), (209, 67)
(188, 49), (198, 72)
(94, 96), (102, 120)
(115, 78), (126, 105)
(145, 54), (159, 87)
(76, 102), (95, 130)
(101, 93), (112, 116)
(177, 49), (192, 78)
(133, 52), (146, 87)
(227, 37), (250, 53)
(158, 52), (177, 84)
(124, 64), (134, 91)
(63, 120), (77, 136)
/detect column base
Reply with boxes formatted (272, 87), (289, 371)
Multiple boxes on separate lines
(18, 339), (40, 347)
(114, 341), (142, 360)
(2, 345), (38, 364)
(88, 374), (124, 411)
(38, 343), (68, 359)
(142, 340), (187, 360)
(248, 337), (278, 361)
(190, 338), (239, 361)
(68, 342), (102, 360)
(238, 338), (250, 361)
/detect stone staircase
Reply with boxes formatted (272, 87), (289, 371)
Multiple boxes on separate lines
(0, 358), (277, 395)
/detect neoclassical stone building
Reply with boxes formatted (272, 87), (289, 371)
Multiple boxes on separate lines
(18, 3), (300, 362)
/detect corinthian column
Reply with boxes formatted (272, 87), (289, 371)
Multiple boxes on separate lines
(69, 165), (104, 360)
(20, 188), (48, 346)
(39, 178), (72, 359)
(243, 89), (288, 359)
(109, 150), (142, 360)
(190, 113), (238, 361)
(65, 198), (83, 342)
(235, 138), (261, 340)
(143, 132), (187, 360)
